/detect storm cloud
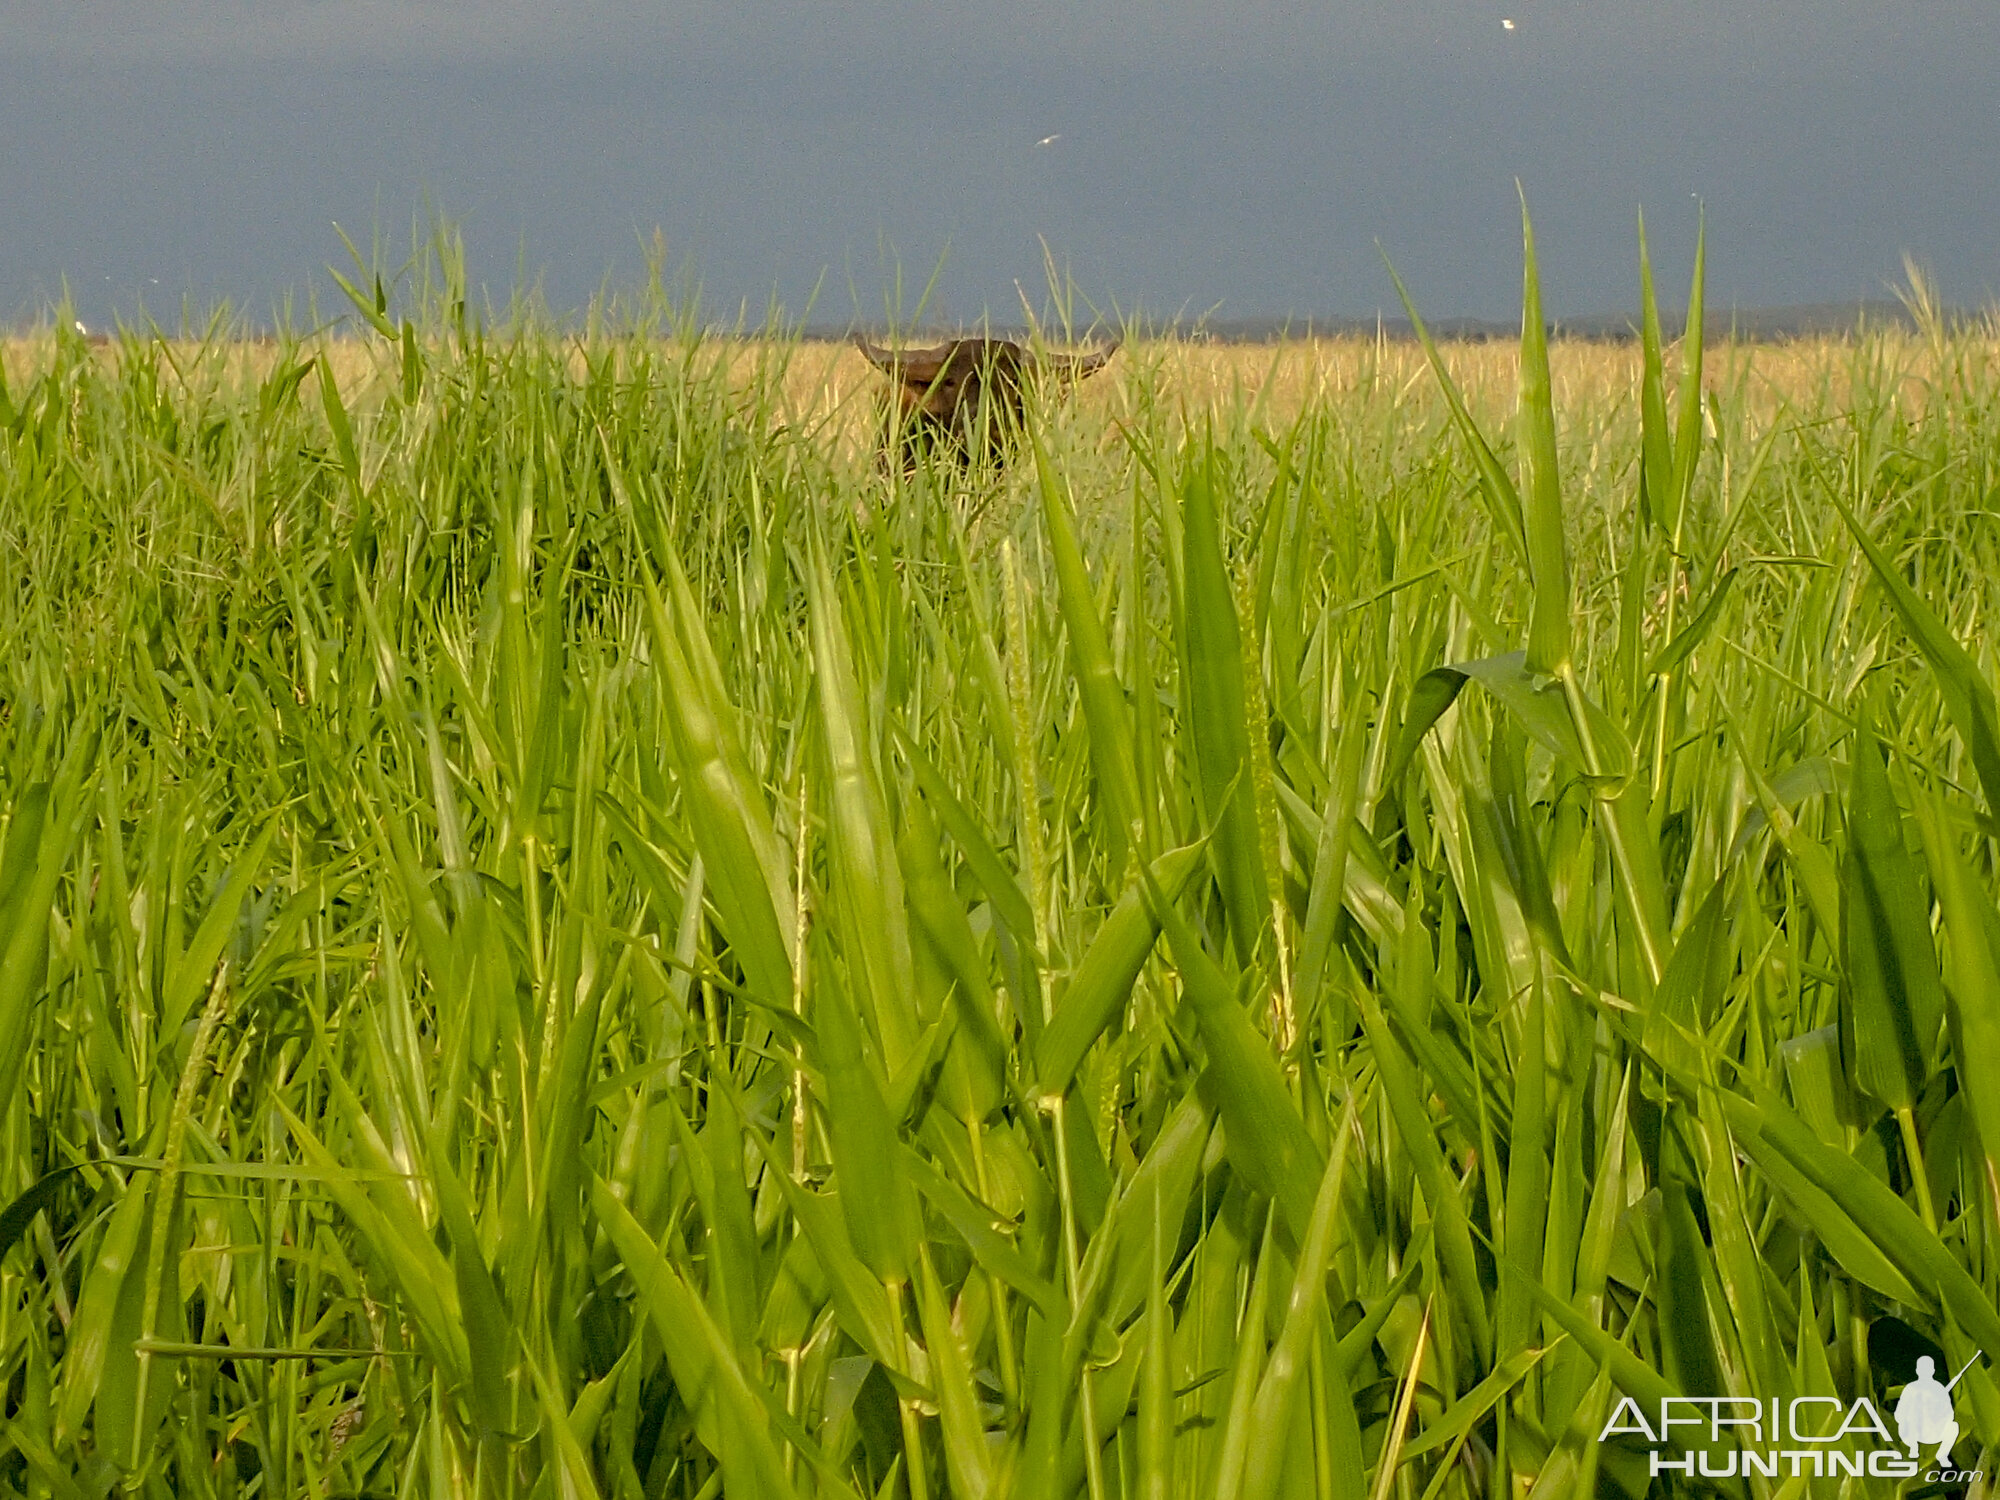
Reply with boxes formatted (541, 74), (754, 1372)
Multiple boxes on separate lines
(5, 0), (1996, 327)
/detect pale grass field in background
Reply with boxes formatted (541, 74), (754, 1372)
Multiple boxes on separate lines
(9, 331), (1990, 454)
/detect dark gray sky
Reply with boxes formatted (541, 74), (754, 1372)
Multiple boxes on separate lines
(5, 1), (1997, 329)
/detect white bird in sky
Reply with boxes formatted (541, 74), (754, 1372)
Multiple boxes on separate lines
(1036, 133), (1062, 147)
(1501, 18), (1516, 30)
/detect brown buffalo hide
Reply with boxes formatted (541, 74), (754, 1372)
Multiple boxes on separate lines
(855, 335), (1116, 468)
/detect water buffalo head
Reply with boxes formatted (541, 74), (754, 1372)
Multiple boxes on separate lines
(854, 334), (1117, 468)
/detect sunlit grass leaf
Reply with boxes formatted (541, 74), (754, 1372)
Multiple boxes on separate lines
(632, 556), (796, 1009)
(1912, 788), (2000, 1263)
(1839, 714), (1945, 1112)
(1237, 1091), (1361, 1499)
(592, 1178), (815, 1500)
(1719, 1082), (2000, 1355)
(1383, 258), (1529, 561)
(1637, 211), (1673, 536)
(1144, 861), (1322, 1240)
(1036, 841), (1204, 1096)
(1030, 416), (1144, 867)
(1178, 446), (1271, 960)
(1834, 493), (2000, 813)
(431, 1147), (517, 1439)
(1515, 197), (1572, 677)
(914, 1244), (992, 1500)
(812, 965), (922, 1286)
(1644, 569), (1736, 677)
(1355, 981), (1490, 1364)
(1669, 212), (1707, 534)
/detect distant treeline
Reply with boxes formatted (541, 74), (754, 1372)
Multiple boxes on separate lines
(816, 299), (1988, 345)
(12, 298), (1986, 346)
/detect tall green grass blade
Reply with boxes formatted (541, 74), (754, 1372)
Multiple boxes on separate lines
(1179, 448), (1271, 962)
(1144, 865), (1322, 1239)
(1036, 842), (1204, 1096)
(1030, 418), (1144, 867)
(1668, 211), (1707, 536)
(807, 532), (922, 1069)
(896, 729), (1040, 955)
(1237, 1091), (1360, 1500)
(1644, 568), (1737, 677)
(1515, 198), (1572, 676)
(1382, 259), (1528, 560)
(1840, 714), (1945, 1112)
(432, 1149), (517, 1440)
(814, 966), (922, 1286)
(1637, 210), (1672, 535)
(1833, 495), (2000, 813)
(1354, 983), (1490, 1363)
(0, 782), (85, 1126)
(1719, 1084), (2000, 1356)
(632, 559), (796, 1009)
(1496, 980), (1548, 1364)
(1136, 1175), (1172, 1500)
(1913, 789), (2000, 1248)
(592, 1179), (815, 1500)
(914, 1246), (992, 1500)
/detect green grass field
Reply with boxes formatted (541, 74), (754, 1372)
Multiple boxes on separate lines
(3, 225), (2000, 1499)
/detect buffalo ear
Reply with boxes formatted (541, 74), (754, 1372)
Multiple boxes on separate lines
(1071, 340), (1119, 379)
(1044, 340), (1120, 383)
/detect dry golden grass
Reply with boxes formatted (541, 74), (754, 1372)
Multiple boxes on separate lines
(763, 333), (1998, 454)
(7, 330), (1991, 451)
